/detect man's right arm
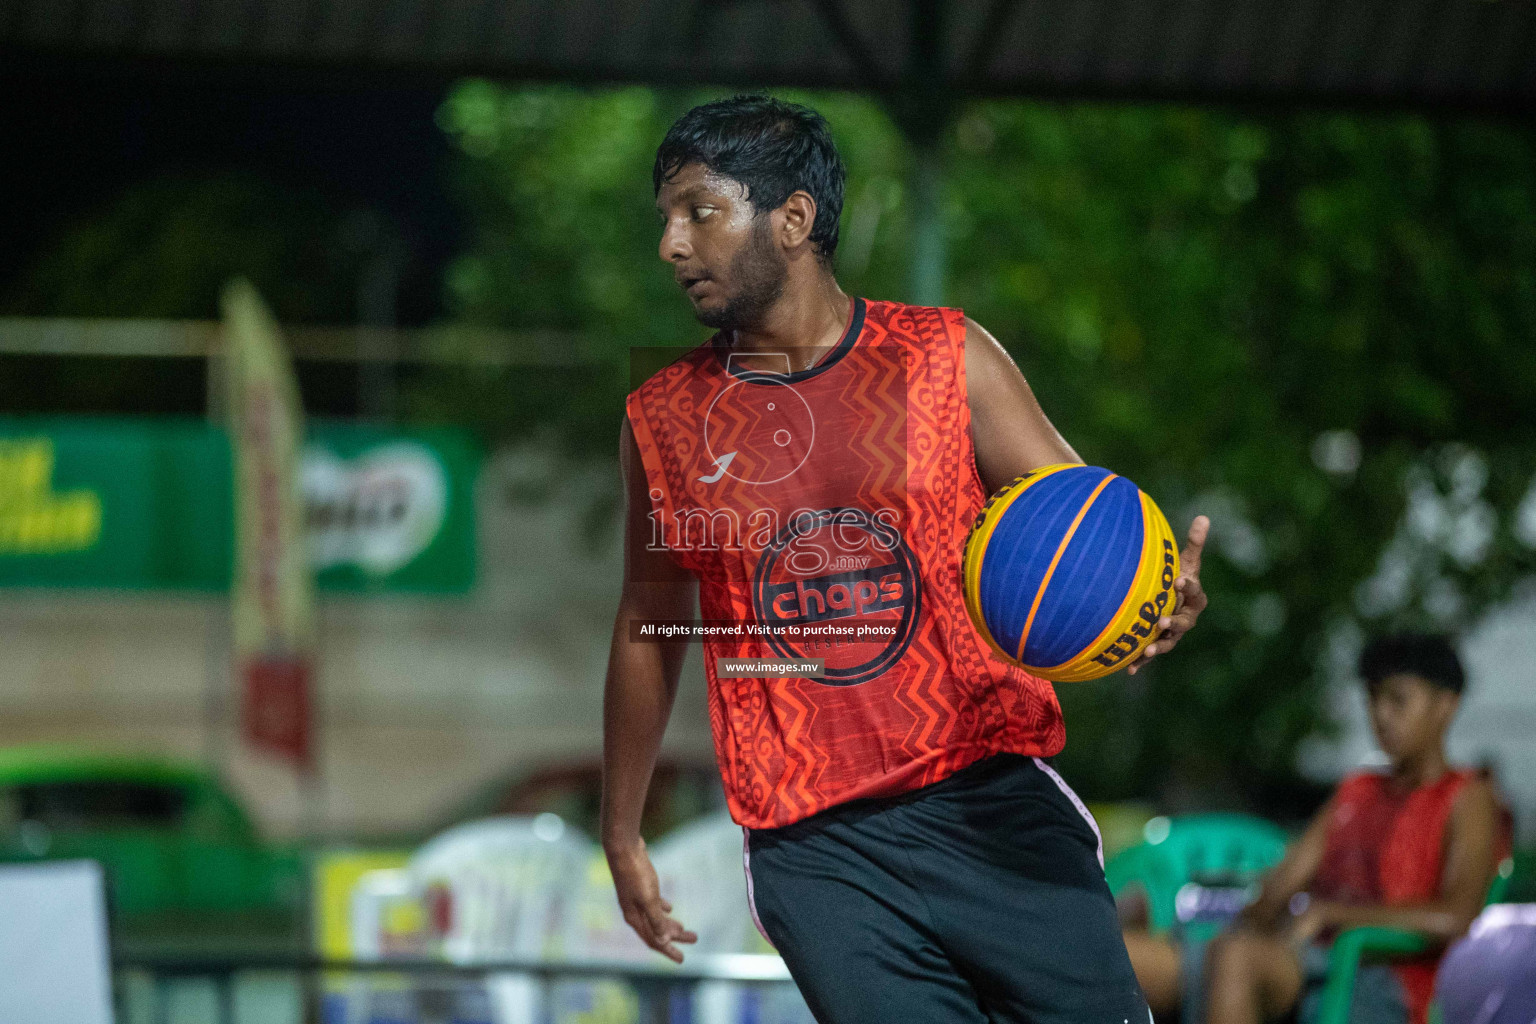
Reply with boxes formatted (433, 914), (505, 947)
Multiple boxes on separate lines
(600, 417), (700, 962)
(1239, 796), (1333, 931)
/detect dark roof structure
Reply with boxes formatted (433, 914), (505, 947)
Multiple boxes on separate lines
(4, 0), (1534, 115)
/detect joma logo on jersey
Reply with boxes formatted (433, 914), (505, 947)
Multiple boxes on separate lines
(751, 508), (921, 687)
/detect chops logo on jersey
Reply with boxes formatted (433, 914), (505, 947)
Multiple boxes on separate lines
(751, 507), (922, 687)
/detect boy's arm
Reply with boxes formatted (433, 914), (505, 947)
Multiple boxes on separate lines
(1291, 778), (1500, 945)
(1240, 795), (1334, 931)
(600, 418), (700, 963)
(963, 317), (1208, 675)
(963, 317), (1081, 492)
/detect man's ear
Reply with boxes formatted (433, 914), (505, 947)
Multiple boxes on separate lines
(777, 190), (818, 251)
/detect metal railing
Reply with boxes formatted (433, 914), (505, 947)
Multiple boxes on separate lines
(114, 950), (799, 1024)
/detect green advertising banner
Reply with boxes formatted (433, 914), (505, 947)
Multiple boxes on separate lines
(302, 424), (479, 594)
(0, 419), (231, 589)
(0, 418), (478, 593)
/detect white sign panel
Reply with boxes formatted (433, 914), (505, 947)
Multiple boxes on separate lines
(0, 860), (114, 1024)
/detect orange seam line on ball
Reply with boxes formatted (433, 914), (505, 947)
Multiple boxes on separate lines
(1014, 473), (1118, 664)
(964, 464), (1074, 664)
(1053, 489), (1159, 680)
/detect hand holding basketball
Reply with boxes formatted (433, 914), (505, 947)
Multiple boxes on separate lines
(963, 464), (1189, 682)
(1127, 515), (1209, 676)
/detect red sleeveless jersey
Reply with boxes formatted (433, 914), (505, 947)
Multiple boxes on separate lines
(1313, 768), (1499, 1024)
(625, 297), (1065, 829)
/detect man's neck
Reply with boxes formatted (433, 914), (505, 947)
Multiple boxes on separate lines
(1390, 747), (1449, 791)
(726, 274), (851, 375)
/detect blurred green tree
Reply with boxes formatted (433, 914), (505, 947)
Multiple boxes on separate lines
(942, 106), (1536, 809)
(429, 84), (1536, 810)
(2, 173), (408, 415)
(4, 174), (370, 323)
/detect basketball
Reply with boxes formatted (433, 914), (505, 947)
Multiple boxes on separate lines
(1436, 906), (1536, 1024)
(962, 464), (1180, 682)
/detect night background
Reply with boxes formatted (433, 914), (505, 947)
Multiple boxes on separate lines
(1, 3), (1534, 1021)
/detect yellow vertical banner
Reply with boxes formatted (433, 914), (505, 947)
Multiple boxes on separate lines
(223, 278), (317, 770)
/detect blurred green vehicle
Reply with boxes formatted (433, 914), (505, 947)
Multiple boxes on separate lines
(0, 745), (304, 923)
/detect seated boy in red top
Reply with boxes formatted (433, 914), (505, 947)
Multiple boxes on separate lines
(1124, 632), (1506, 1024)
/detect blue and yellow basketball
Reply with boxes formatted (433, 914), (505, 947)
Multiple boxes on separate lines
(962, 464), (1180, 682)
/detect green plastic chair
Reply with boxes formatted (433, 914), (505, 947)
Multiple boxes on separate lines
(1105, 813), (1290, 942)
(1314, 857), (1515, 1024)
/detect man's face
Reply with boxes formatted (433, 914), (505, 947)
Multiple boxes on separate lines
(656, 162), (787, 331)
(1366, 672), (1456, 766)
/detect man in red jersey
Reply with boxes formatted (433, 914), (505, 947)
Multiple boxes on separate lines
(602, 95), (1210, 1024)
(1123, 633), (1507, 1024)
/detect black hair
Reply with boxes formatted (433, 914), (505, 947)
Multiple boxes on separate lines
(1359, 632), (1466, 695)
(653, 95), (846, 262)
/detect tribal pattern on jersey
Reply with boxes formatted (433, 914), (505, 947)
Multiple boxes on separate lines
(627, 298), (1065, 829)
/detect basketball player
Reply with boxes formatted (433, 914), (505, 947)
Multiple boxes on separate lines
(1123, 633), (1506, 1024)
(602, 95), (1210, 1024)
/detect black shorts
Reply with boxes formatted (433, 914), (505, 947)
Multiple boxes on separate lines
(744, 754), (1150, 1024)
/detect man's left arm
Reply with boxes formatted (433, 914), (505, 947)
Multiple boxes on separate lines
(964, 317), (1209, 675)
